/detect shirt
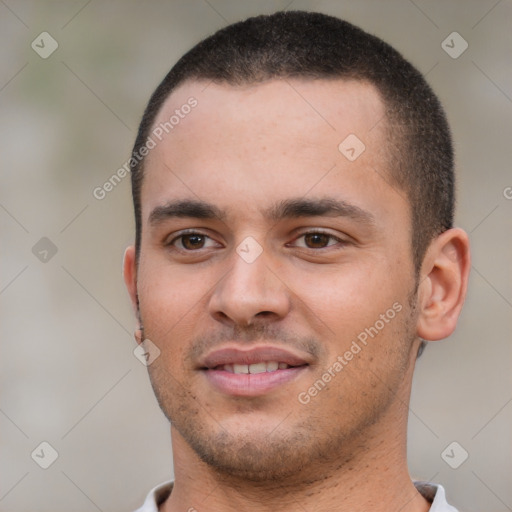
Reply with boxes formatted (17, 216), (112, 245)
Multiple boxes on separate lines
(134, 480), (459, 511)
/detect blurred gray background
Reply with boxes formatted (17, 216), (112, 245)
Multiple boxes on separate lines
(1, 1), (511, 511)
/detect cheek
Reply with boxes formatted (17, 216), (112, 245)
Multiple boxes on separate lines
(138, 254), (207, 309)
(295, 299), (414, 424)
(136, 261), (209, 356)
(285, 259), (407, 339)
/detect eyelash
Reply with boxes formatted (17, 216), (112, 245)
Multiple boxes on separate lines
(289, 230), (345, 250)
(166, 230), (219, 251)
(166, 229), (346, 251)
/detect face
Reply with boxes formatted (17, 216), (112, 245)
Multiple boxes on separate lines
(126, 78), (422, 481)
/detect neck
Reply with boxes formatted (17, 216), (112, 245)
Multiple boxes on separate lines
(162, 350), (429, 512)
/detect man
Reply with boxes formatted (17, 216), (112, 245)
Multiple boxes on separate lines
(124, 10), (470, 512)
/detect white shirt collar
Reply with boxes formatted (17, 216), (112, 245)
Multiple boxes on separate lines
(134, 480), (458, 512)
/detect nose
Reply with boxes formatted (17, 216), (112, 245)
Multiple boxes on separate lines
(208, 244), (291, 327)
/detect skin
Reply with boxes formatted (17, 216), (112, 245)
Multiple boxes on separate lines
(124, 78), (470, 512)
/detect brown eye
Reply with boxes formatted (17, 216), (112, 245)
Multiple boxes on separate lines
(304, 233), (332, 248)
(180, 234), (206, 250)
(167, 231), (221, 252)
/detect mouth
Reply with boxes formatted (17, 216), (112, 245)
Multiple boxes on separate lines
(212, 361), (295, 374)
(198, 346), (311, 397)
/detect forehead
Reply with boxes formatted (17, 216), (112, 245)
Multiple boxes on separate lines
(141, 78), (400, 224)
(151, 77), (386, 145)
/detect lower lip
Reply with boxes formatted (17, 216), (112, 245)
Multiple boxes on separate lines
(202, 367), (307, 396)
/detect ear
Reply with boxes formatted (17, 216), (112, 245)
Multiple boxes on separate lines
(416, 228), (470, 341)
(123, 245), (140, 323)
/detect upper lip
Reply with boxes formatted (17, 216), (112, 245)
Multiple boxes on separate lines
(199, 345), (311, 369)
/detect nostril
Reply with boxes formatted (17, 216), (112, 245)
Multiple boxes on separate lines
(217, 311), (233, 323)
(256, 311), (274, 317)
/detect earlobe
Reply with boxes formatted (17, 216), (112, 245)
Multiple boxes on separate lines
(123, 245), (140, 320)
(416, 228), (470, 341)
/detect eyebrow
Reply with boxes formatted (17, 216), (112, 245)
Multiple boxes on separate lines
(148, 199), (226, 225)
(265, 197), (375, 225)
(148, 197), (375, 226)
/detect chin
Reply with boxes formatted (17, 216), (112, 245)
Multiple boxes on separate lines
(183, 427), (315, 482)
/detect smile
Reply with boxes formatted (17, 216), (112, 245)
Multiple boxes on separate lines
(199, 345), (311, 396)
(216, 361), (292, 374)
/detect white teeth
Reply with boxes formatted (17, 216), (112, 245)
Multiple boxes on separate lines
(233, 364), (249, 374)
(249, 362), (267, 374)
(226, 361), (289, 374)
(266, 361), (279, 372)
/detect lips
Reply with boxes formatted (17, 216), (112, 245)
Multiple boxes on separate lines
(200, 346), (310, 369)
(198, 345), (310, 397)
